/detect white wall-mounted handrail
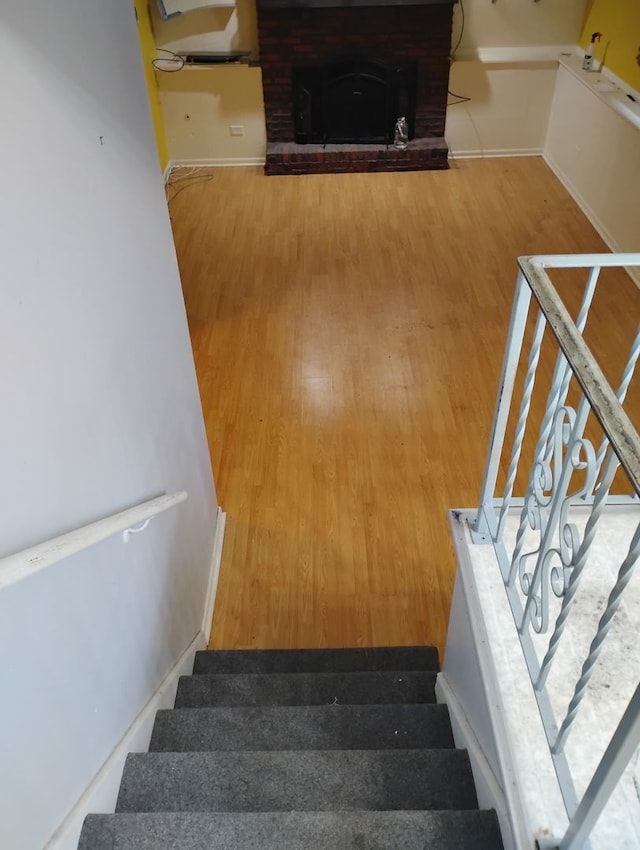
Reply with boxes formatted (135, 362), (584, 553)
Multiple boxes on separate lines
(0, 491), (188, 593)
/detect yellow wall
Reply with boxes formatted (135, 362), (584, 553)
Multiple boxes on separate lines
(134, 0), (169, 171)
(580, 0), (640, 90)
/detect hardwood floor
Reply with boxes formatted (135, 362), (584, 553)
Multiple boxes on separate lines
(167, 158), (640, 657)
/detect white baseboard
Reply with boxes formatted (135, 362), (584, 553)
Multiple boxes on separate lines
(45, 513), (226, 850)
(436, 673), (517, 850)
(448, 148), (543, 161)
(542, 150), (619, 248)
(166, 157), (266, 171)
(203, 507), (226, 644)
(542, 151), (640, 290)
(169, 151), (544, 167)
(44, 631), (205, 850)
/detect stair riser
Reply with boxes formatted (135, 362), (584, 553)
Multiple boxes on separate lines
(193, 646), (439, 675)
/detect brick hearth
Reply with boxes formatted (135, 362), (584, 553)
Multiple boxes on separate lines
(265, 139), (448, 175)
(256, 1), (455, 175)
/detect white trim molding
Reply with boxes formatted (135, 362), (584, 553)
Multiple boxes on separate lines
(441, 511), (530, 850)
(203, 507), (226, 643)
(543, 153), (640, 291)
(543, 152), (625, 253)
(44, 631), (205, 850)
(449, 147), (543, 161)
(44, 508), (226, 850)
(436, 673), (516, 850)
(166, 157), (266, 171)
(442, 510), (570, 849)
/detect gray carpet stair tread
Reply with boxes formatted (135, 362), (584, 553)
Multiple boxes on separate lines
(193, 645), (439, 675)
(116, 749), (478, 813)
(79, 810), (504, 850)
(150, 704), (454, 751)
(175, 670), (437, 707)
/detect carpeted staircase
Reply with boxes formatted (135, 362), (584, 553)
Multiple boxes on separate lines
(78, 646), (504, 849)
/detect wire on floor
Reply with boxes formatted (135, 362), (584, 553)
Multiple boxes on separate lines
(165, 169), (214, 205)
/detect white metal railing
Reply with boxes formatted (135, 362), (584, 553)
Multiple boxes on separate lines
(0, 491), (187, 592)
(471, 254), (640, 850)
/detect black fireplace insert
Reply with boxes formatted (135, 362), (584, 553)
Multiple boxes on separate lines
(293, 53), (417, 145)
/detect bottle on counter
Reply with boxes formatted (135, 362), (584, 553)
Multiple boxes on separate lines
(394, 117), (408, 150)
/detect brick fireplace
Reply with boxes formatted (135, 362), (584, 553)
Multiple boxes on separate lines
(256, 0), (456, 175)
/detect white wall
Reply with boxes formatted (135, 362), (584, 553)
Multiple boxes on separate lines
(160, 66), (266, 165)
(544, 60), (640, 263)
(151, 0), (258, 55)
(0, 4), (218, 850)
(446, 60), (558, 158)
(155, 0), (588, 164)
(444, 0), (587, 158)
(437, 571), (518, 850)
(151, 0), (267, 165)
(452, 0), (587, 54)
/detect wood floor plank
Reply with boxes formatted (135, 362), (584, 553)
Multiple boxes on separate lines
(167, 159), (640, 657)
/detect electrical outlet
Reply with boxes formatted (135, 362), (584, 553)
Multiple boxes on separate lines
(230, 125), (245, 136)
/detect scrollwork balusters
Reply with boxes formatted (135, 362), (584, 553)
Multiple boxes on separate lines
(536, 447), (621, 690)
(517, 399), (593, 635)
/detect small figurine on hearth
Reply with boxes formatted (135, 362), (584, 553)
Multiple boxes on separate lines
(394, 116), (408, 150)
